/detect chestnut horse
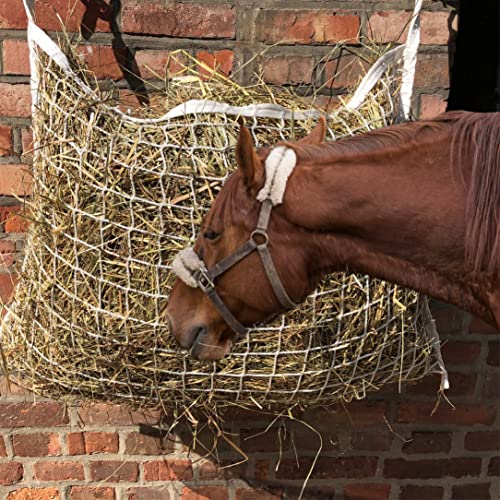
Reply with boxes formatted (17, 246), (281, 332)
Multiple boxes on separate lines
(166, 111), (500, 360)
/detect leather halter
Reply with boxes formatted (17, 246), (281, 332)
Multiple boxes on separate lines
(172, 147), (298, 338)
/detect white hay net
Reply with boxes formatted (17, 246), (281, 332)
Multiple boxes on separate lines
(1, 0), (447, 410)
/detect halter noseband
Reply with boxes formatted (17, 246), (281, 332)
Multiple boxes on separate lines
(172, 146), (298, 338)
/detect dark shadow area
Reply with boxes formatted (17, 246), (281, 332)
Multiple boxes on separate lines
(80, 0), (149, 105)
(447, 0), (500, 112)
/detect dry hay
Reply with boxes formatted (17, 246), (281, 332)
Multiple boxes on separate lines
(1, 40), (440, 422)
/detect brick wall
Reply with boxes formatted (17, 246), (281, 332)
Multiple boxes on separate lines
(0, 1), (498, 499)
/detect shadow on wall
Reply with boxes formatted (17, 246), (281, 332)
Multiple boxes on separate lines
(80, 0), (149, 105)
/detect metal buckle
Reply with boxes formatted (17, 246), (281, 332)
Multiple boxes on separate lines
(250, 229), (269, 248)
(195, 267), (215, 292)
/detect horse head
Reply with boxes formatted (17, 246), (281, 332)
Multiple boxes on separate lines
(166, 118), (327, 360)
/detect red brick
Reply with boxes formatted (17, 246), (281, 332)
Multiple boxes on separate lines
(0, 83), (31, 118)
(0, 241), (16, 253)
(0, 125), (12, 157)
(121, 1), (235, 38)
(0, 273), (17, 303)
(89, 461), (139, 482)
(0, 0), (27, 29)
(235, 489), (281, 500)
(396, 402), (496, 425)
(291, 427), (338, 452)
(196, 50), (234, 79)
(261, 55), (314, 85)
(143, 459), (193, 481)
(399, 485), (443, 500)
(77, 403), (160, 425)
(441, 340), (481, 365)
(488, 456), (500, 476)
(484, 371), (500, 399)
(276, 456), (377, 479)
(406, 372), (476, 398)
(0, 253), (15, 267)
(181, 486), (228, 500)
(5, 214), (29, 232)
(75, 45), (122, 80)
(13, 432), (61, 456)
(469, 315), (500, 333)
(0, 462), (23, 485)
(0, 376), (27, 395)
(127, 488), (170, 500)
(487, 341), (500, 366)
(0, 435), (6, 456)
(420, 94), (447, 119)
(255, 460), (270, 481)
(67, 432), (118, 455)
(0, 402), (68, 427)
(344, 483), (390, 500)
(34, 0), (111, 33)
(34, 461), (84, 481)
(451, 483), (491, 500)
(125, 432), (175, 455)
(464, 430), (500, 451)
(197, 460), (248, 481)
(368, 11), (453, 45)
(414, 54), (449, 89)
(240, 427), (290, 453)
(325, 54), (370, 89)
(22, 128), (34, 157)
(7, 488), (59, 500)
(3, 40), (30, 75)
(70, 487), (115, 500)
(384, 457), (481, 479)
(308, 401), (387, 426)
(0, 165), (32, 197)
(258, 10), (359, 44)
(402, 432), (451, 454)
(351, 432), (393, 451)
(135, 50), (184, 79)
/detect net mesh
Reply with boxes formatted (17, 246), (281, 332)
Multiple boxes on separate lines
(1, 39), (442, 412)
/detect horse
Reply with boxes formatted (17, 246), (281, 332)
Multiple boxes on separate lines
(166, 111), (500, 361)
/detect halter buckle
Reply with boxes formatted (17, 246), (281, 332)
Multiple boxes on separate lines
(195, 267), (215, 292)
(250, 229), (269, 248)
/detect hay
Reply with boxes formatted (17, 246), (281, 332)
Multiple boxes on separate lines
(2, 40), (440, 419)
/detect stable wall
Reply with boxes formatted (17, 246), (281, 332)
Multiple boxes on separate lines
(0, 1), (498, 499)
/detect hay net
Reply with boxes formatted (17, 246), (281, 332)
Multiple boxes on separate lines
(2, 0), (447, 411)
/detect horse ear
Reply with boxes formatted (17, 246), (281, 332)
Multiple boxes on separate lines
(236, 120), (263, 191)
(298, 116), (327, 145)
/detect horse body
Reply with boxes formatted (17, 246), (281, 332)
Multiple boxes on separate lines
(167, 111), (500, 360)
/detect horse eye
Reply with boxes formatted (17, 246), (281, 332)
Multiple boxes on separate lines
(203, 229), (220, 241)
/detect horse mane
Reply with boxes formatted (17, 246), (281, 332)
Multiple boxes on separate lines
(287, 117), (449, 163)
(287, 110), (500, 275)
(452, 112), (500, 275)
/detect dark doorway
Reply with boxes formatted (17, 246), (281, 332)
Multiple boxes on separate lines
(447, 0), (500, 112)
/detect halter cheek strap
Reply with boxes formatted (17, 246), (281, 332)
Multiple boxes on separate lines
(171, 146), (298, 337)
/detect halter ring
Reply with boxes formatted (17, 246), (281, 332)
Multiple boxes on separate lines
(250, 229), (269, 248)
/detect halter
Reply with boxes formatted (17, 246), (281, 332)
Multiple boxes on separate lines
(172, 146), (298, 338)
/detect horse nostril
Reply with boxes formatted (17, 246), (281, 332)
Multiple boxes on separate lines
(174, 324), (207, 350)
(191, 325), (207, 344)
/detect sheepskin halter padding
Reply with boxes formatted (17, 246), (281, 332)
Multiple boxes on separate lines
(257, 146), (297, 206)
(171, 247), (204, 288)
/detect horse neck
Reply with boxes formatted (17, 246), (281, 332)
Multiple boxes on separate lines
(283, 129), (492, 320)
